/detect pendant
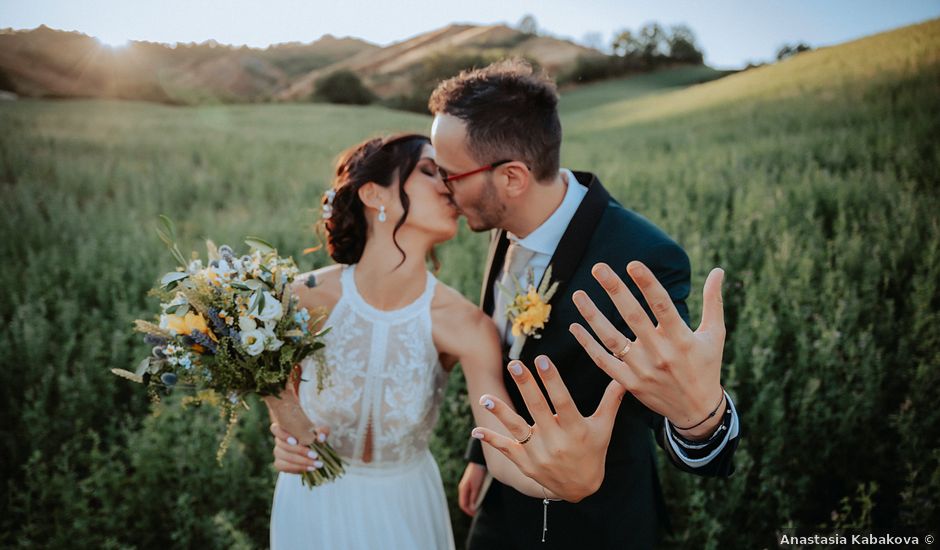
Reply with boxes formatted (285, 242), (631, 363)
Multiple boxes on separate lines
(542, 498), (549, 542)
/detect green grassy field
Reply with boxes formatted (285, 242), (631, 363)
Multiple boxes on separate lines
(2, 18), (938, 548)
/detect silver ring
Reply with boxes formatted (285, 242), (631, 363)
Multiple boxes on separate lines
(613, 339), (633, 360)
(515, 425), (534, 445)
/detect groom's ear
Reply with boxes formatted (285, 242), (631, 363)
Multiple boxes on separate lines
(501, 162), (531, 199)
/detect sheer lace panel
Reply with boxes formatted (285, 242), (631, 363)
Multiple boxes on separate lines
(298, 264), (447, 466)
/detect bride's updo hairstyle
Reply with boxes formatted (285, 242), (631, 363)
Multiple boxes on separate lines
(320, 133), (430, 267)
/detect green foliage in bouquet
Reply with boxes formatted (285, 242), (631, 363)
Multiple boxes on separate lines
(112, 215), (344, 486)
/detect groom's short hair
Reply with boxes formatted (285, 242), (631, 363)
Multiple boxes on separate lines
(428, 58), (561, 182)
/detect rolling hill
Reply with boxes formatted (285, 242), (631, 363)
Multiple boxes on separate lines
(0, 23), (603, 105)
(0, 25), (377, 104)
(275, 23), (604, 100)
(560, 18), (940, 135)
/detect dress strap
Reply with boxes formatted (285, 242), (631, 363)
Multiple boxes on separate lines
(340, 264), (436, 324)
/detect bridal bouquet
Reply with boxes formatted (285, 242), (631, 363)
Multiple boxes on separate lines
(112, 215), (345, 488)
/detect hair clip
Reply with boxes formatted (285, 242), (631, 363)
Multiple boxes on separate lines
(322, 189), (336, 219)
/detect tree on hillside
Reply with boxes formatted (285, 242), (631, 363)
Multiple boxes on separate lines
(638, 22), (668, 61)
(612, 29), (642, 58)
(667, 24), (704, 64)
(563, 21), (706, 86)
(517, 14), (538, 36)
(312, 70), (375, 105)
(776, 42), (812, 60)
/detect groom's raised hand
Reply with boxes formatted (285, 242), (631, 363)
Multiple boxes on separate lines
(570, 262), (727, 440)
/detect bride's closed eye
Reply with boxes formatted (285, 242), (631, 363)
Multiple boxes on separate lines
(420, 160), (442, 180)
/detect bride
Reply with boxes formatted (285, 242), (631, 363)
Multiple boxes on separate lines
(265, 133), (558, 549)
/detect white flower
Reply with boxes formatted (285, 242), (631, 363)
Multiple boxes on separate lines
(239, 315), (257, 332)
(211, 258), (236, 280)
(256, 318), (283, 351)
(256, 291), (283, 322)
(265, 335), (284, 352)
(187, 259), (203, 274)
(241, 329), (266, 356)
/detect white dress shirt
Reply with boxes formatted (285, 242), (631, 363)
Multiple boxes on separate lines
(488, 168), (739, 467)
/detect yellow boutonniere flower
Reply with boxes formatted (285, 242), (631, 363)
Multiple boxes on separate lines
(500, 265), (560, 359)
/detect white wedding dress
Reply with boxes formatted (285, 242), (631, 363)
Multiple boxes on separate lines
(270, 263), (456, 550)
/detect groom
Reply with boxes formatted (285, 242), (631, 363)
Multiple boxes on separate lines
(427, 59), (740, 549)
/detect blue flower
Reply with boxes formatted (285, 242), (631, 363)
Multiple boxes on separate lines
(144, 334), (167, 346)
(161, 372), (178, 387)
(189, 329), (218, 354)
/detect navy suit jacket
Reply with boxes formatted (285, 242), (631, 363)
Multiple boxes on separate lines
(465, 171), (738, 549)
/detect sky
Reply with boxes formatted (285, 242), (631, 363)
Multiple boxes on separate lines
(2, 0), (938, 68)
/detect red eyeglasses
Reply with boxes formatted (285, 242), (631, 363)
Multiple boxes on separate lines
(438, 159), (512, 194)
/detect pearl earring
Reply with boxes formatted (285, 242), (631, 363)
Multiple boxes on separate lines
(378, 205), (387, 223)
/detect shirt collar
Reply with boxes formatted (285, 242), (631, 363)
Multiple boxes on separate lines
(508, 168), (589, 256)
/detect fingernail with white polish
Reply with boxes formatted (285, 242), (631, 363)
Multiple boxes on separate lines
(317, 433), (327, 443)
(287, 436), (298, 446)
(306, 465), (316, 471)
(508, 361), (524, 376)
(307, 450), (318, 459)
(480, 396), (495, 410)
(536, 356), (549, 371)
(313, 460), (324, 469)
(471, 428), (485, 439)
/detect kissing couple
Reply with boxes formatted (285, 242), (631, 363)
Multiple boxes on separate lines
(265, 59), (740, 550)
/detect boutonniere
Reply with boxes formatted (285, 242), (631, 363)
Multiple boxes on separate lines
(499, 264), (561, 360)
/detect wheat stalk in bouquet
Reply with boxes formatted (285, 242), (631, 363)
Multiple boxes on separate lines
(113, 215), (345, 488)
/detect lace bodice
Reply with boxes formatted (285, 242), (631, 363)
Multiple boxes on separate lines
(298, 264), (447, 467)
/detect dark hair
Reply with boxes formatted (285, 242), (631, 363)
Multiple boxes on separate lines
(320, 133), (430, 267)
(427, 58), (561, 182)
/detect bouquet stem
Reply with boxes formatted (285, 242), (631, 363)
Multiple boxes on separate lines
(263, 393), (346, 488)
(301, 441), (346, 488)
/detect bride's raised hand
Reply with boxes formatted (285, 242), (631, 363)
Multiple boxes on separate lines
(472, 355), (626, 502)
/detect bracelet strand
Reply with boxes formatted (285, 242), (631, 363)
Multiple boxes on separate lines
(672, 385), (726, 431)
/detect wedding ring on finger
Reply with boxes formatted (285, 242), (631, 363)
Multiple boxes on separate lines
(515, 424), (534, 445)
(613, 339), (633, 360)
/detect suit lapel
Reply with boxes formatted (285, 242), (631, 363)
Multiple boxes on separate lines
(518, 171), (611, 360)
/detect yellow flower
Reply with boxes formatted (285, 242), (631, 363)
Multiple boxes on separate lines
(510, 287), (552, 337)
(163, 311), (219, 342)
